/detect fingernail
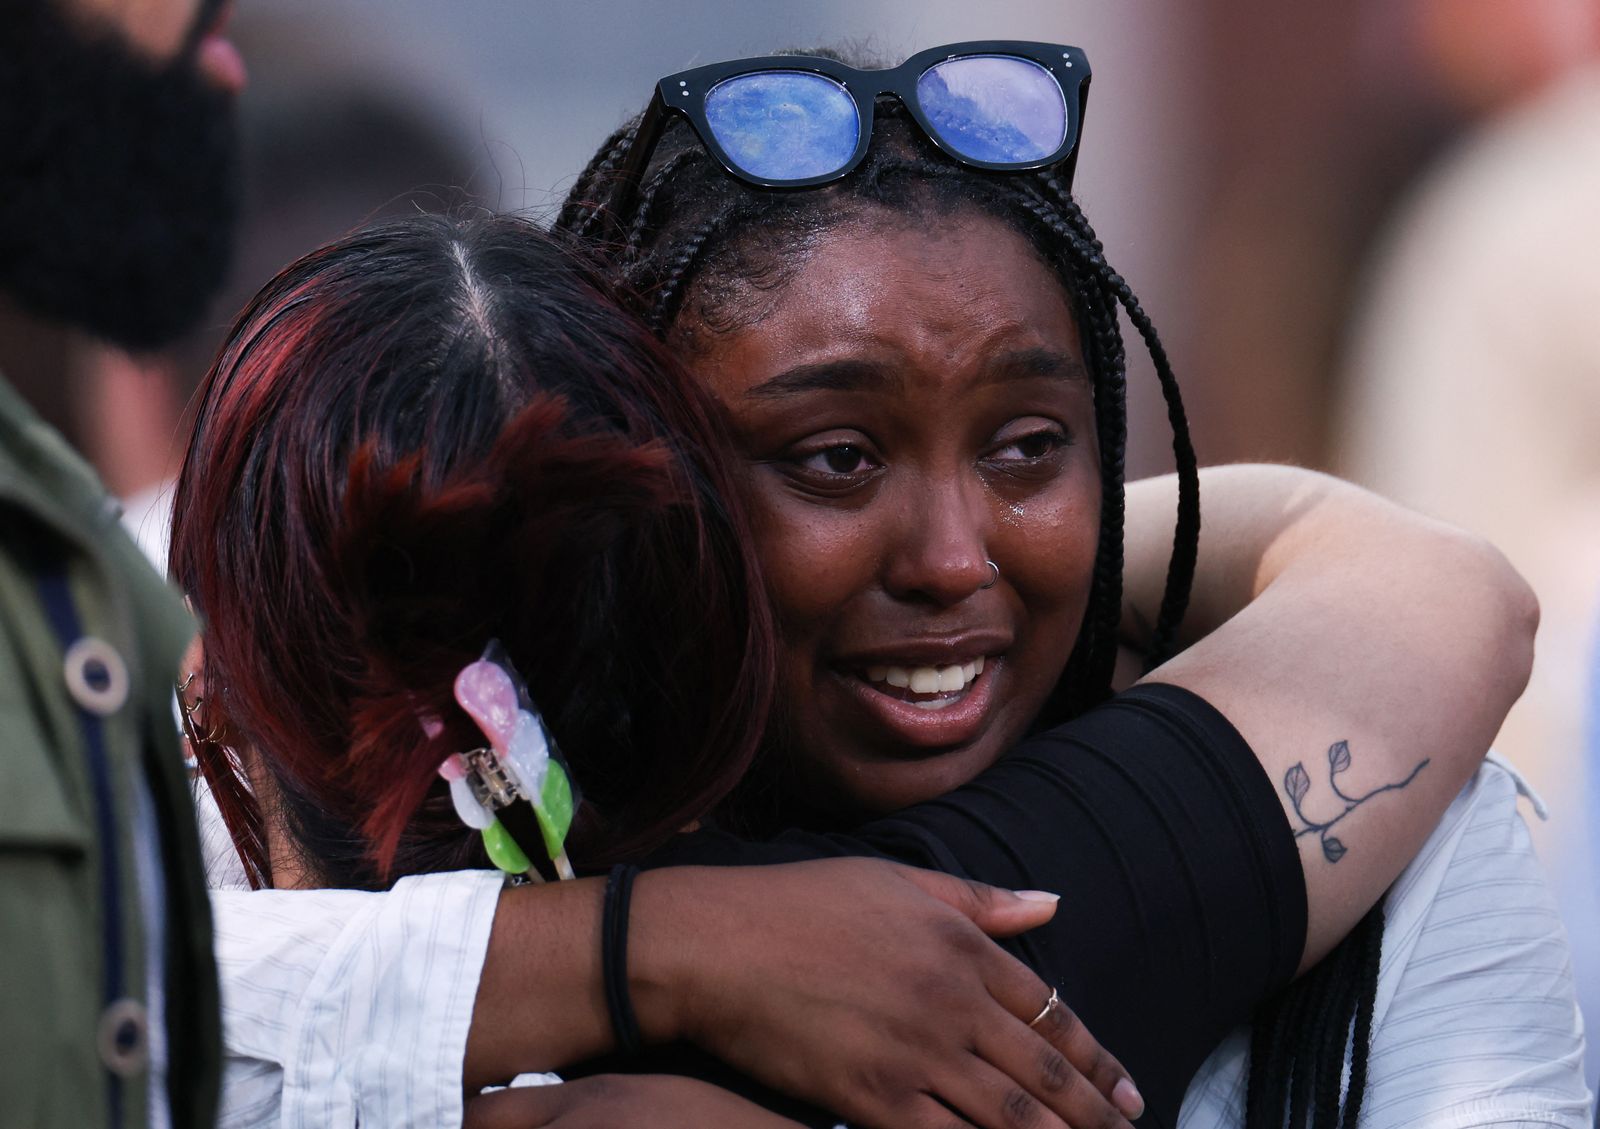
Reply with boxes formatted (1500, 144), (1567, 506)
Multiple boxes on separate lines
(1113, 1077), (1144, 1119)
(1011, 889), (1060, 903)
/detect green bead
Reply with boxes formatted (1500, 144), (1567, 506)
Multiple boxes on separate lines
(535, 762), (575, 860)
(482, 818), (533, 875)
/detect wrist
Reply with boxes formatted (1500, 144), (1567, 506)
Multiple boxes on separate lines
(625, 867), (703, 1046)
(465, 876), (609, 1089)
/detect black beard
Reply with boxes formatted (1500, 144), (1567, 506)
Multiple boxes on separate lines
(0, 0), (238, 351)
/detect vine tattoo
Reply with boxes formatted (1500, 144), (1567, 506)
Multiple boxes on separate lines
(1283, 741), (1429, 863)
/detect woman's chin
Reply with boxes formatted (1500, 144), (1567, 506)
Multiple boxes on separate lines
(781, 658), (1036, 816)
(808, 737), (1012, 818)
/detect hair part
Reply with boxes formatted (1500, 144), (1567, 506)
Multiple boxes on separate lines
(171, 212), (776, 889)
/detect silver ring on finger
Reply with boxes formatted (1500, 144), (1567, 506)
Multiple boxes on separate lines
(1027, 987), (1064, 1030)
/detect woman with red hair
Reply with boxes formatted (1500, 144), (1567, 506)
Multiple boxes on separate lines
(174, 211), (775, 887)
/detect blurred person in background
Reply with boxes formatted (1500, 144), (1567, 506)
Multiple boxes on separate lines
(1336, 0), (1600, 1089)
(116, 10), (483, 570)
(0, 0), (247, 1127)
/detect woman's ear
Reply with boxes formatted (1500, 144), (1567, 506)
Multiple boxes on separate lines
(177, 629), (208, 767)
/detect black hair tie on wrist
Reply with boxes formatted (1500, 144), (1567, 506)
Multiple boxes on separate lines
(602, 863), (644, 1057)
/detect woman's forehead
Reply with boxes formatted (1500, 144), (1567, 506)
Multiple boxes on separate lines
(682, 212), (1082, 396)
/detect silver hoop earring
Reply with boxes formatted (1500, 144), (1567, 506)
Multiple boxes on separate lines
(980, 560), (1000, 589)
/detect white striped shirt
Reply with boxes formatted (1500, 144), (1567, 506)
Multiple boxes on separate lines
(212, 870), (509, 1129)
(209, 757), (1592, 1128)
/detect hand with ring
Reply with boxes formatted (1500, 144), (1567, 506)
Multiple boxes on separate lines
(631, 858), (1145, 1128)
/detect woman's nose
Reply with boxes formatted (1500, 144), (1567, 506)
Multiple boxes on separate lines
(881, 479), (994, 607)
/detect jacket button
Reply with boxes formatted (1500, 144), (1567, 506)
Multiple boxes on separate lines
(63, 637), (130, 716)
(97, 998), (148, 1076)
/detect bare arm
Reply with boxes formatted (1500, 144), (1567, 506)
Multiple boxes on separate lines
(1123, 464), (1537, 970)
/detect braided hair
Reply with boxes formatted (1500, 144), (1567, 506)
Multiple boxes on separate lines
(554, 59), (1383, 1127)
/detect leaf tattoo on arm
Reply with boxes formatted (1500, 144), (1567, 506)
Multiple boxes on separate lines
(1283, 740), (1429, 863)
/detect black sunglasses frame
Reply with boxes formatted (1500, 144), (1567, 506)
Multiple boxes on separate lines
(610, 41), (1092, 217)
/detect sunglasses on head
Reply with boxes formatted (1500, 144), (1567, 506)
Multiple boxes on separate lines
(612, 41), (1092, 213)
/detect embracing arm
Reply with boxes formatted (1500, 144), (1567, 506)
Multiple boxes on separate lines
(212, 861), (1139, 1129)
(472, 859), (1142, 1129)
(1122, 464), (1538, 969)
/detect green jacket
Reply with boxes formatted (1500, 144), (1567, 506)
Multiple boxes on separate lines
(0, 374), (218, 1129)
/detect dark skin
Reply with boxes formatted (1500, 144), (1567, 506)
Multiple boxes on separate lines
(681, 211), (1101, 818)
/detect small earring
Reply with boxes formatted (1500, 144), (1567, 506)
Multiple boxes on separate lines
(980, 560), (1000, 589)
(176, 676), (225, 746)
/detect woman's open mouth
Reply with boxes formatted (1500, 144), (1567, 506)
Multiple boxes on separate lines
(861, 657), (985, 710)
(833, 649), (1001, 751)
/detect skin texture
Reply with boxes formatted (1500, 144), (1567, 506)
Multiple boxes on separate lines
(681, 211), (1101, 818)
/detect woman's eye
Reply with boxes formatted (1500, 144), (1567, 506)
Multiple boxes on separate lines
(989, 426), (1070, 463)
(775, 438), (884, 498)
(797, 444), (875, 476)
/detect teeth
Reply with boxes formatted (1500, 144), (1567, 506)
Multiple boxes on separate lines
(864, 660), (985, 696)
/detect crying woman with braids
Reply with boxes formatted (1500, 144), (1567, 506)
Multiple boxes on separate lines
(179, 42), (1585, 1129)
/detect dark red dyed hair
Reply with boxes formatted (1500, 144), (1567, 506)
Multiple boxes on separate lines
(171, 213), (775, 889)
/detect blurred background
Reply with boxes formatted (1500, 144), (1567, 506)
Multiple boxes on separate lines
(3, 0), (1594, 1083)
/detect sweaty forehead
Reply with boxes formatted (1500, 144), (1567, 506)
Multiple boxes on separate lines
(682, 211), (1082, 398)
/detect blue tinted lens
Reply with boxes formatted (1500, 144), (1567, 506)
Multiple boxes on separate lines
(703, 70), (860, 182)
(916, 55), (1068, 164)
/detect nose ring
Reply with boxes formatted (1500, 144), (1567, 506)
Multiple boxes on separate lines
(980, 560), (1000, 589)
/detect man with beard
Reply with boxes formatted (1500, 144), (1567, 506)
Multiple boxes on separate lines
(0, 1), (245, 1127)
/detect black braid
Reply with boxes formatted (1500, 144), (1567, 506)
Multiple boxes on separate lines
(1075, 271), (1128, 714)
(555, 80), (1381, 1128)
(1287, 983), (1321, 1129)
(1311, 939), (1359, 1126)
(638, 201), (762, 334)
(1341, 905), (1385, 1128)
(956, 176), (1124, 716)
(555, 122), (634, 239)
(1241, 903), (1386, 1129)
(623, 149), (698, 264)
(1033, 172), (1199, 666)
(1245, 994), (1285, 1123)
(1246, 982), (1293, 1125)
